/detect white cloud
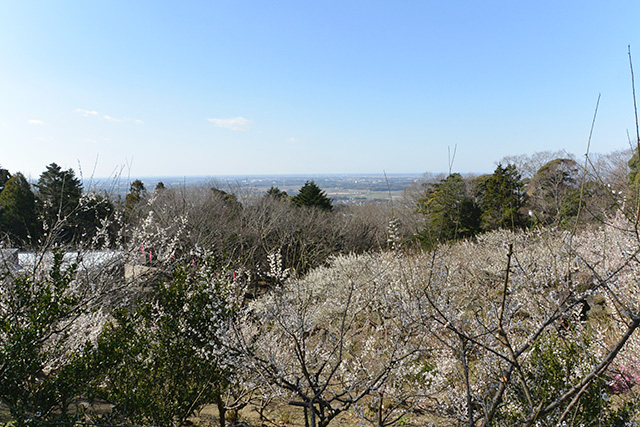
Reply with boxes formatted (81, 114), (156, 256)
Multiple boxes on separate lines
(84, 138), (98, 143)
(28, 119), (44, 125)
(75, 108), (143, 124)
(207, 116), (252, 131)
(288, 137), (299, 143)
(75, 108), (99, 117)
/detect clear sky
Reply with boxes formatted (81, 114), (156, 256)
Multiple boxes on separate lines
(2, 1), (640, 179)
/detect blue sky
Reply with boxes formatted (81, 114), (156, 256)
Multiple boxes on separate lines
(1, 1), (640, 179)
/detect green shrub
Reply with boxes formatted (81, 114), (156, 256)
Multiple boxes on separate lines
(0, 252), (88, 426)
(88, 257), (237, 427)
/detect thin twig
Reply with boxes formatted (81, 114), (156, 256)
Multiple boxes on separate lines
(630, 46), (640, 146)
(628, 46), (640, 234)
(555, 378), (592, 427)
(461, 337), (473, 427)
(495, 243), (534, 410)
(498, 243), (513, 328)
(572, 93), (600, 237)
(448, 144), (457, 176)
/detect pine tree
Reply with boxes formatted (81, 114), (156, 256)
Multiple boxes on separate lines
(292, 181), (333, 211)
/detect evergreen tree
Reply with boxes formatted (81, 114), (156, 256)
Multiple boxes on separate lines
(0, 167), (11, 193)
(265, 186), (288, 200)
(0, 253), (86, 425)
(628, 149), (640, 204)
(417, 173), (480, 246)
(527, 158), (581, 227)
(89, 260), (234, 426)
(211, 187), (242, 212)
(126, 180), (146, 206)
(292, 181), (333, 211)
(125, 180), (147, 222)
(0, 173), (39, 245)
(478, 164), (528, 231)
(36, 163), (82, 230)
(75, 193), (116, 246)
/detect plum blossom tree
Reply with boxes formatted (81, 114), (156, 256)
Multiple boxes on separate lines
(234, 253), (429, 427)
(403, 221), (640, 426)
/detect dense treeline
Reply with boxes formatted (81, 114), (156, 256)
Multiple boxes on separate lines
(0, 168), (404, 275)
(416, 151), (625, 247)
(0, 148), (630, 254)
(1, 148), (640, 427)
(0, 163), (115, 247)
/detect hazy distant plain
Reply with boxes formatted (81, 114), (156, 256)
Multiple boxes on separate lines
(87, 173), (422, 204)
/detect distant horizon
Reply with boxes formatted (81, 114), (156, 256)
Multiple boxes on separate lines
(77, 170), (491, 188)
(16, 142), (633, 187)
(71, 172), (427, 200)
(77, 171), (424, 183)
(100, 171), (425, 180)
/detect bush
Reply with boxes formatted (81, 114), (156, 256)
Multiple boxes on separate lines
(88, 256), (240, 427)
(0, 252), (88, 425)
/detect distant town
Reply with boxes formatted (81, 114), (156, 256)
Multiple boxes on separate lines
(87, 173), (424, 204)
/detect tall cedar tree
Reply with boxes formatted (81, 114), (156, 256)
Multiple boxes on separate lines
(478, 163), (528, 231)
(36, 163), (82, 241)
(292, 181), (333, 211)
(417, 173), (480, 245)
(0, 173), (39, 245)
(124, 179), (146, 222)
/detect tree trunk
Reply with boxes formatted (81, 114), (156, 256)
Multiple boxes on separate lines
(216, 393), (226, 427)
(309, 402), (317, 427)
